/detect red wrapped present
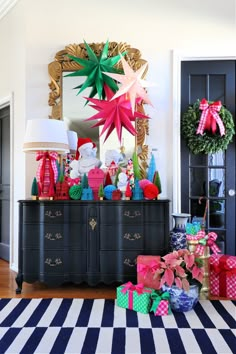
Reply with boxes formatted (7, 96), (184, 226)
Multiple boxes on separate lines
(137, 255), (161, 290)
(209, 254), (236, 299)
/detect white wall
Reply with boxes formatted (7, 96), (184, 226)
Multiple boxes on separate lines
(0, 0), (235, 270)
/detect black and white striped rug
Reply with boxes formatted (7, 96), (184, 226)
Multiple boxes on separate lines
(0, 298), (235, 354)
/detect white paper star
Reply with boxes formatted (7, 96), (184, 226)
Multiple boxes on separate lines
(103, 55), (153, 114)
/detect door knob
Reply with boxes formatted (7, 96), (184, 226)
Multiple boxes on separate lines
(228, 189), (235, 197)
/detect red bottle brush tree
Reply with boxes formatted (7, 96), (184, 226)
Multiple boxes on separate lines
(125, 182), (132, 199)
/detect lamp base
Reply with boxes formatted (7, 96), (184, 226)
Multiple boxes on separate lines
(38, 196), (54, 201)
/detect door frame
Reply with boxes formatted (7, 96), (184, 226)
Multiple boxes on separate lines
(0, 93), (14, 265)
(172, 50), (236, 213)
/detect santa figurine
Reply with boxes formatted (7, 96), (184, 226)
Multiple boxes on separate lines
(69, 137), (102, 178)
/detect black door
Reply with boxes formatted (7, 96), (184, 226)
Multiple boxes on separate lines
(0, 106), (10, 261)
(181, 60), (236, 256)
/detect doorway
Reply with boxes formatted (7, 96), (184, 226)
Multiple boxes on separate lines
(180, 60), (235, 256)
(0, 105), (10, 261)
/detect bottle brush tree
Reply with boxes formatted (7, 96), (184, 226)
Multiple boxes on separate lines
(82, 173), (89, 188)
(31, 177), (38, 197)
(98, 183), (104, 198)
(132, 151), (141, 180)
(147, 153), (156, 182)
(153, 171), (162, 194)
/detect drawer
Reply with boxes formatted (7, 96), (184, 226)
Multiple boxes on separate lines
(100, 250), (141, 275)
(22, 249), (66, 275)
(100, 225), (144, 250)
(22, 224), (87, 250)
(68, 250), (87, 274)
(144, 202), (166, 223)
(100, 204), (143, 224)
(21, 204), (88, 224)
(143, 224), (167, 250)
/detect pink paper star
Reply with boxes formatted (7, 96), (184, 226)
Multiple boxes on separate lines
(103, 55), (153, 113)
(84, 84), (149, 143)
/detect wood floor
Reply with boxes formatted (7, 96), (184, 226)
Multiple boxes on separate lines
(0, 259), (116, 299)
(0, 259), (230, 300)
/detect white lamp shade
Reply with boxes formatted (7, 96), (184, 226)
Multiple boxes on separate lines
(23, 119), (69, 153)
(67, 130), (78, 154)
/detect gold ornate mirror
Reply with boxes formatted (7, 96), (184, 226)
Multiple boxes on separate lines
(48, 41), (149, 177)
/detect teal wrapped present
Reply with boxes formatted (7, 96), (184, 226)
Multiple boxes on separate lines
(116, 282), (153, 314)
(186, 222), (201, 235)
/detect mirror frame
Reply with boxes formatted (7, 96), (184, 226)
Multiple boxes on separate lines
(48, 41), (149, 177)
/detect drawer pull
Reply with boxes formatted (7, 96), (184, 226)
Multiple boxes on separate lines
(45, 233), (63, 241)
(45, 210), (63, 218)
(124, 258), (137, 267)
(45, 258), (62, 267)
(124, 233), (142, 241)
(124, 210), (141, 218)
(89, 218), (97, 230)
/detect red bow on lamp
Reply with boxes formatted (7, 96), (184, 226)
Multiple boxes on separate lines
(196, 99), (225, 136)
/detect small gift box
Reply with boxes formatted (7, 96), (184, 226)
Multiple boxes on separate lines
(150, 291), (172, 316)
(209, 254), (236, 299)
(116, 282), (153, 314)
(137, 255), (161, 290)
(186, 222), (201, 235)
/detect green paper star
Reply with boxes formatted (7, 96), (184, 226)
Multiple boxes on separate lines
(65, 40), (126, 101)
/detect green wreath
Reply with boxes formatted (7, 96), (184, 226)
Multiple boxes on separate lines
(181, 100), (235, 154)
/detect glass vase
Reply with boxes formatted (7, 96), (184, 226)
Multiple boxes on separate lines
(170, 213), (191, 251)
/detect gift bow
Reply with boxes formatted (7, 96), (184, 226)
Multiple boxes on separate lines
(121, 282), (145, 295)
(67, 177), (80, 187)
(137, 261), (159, 278)
(210, 255), (236, 276)
(150, 291), (171, 314)
(195, 230), (221, 256)
(196, 99), (225, 136)
(36, 151), (58, 194)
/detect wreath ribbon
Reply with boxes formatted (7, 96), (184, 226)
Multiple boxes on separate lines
(197, 99), (225, 136)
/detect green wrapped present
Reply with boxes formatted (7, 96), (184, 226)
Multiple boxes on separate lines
(116, 282), (153, 314)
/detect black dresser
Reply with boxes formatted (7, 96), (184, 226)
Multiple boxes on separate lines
(16, 199), (170, 293)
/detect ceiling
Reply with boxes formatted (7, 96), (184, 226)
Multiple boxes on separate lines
(0, 0), (18, 21)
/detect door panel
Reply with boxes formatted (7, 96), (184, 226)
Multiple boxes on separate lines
(181, 60), (236, 256)
(0, 106), (10, 261)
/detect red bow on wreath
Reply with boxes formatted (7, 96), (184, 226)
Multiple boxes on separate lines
(196, 99), (225, 136)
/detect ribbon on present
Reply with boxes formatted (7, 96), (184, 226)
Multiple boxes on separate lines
(150, 291), (172, 316)
(196, 99), (225, 136)
(67, 177), (80, 187)
(36, 151), (58, 196)
(121, 282), (152, 310)
(210, 255), (236, 297)
(194, 231), (221, 256)
(137, 261), (160, 278)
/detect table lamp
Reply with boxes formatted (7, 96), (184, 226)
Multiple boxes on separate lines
(23, 119), (69, 200)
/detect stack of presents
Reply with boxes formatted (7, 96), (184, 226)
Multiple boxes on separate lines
(117, 255), (172, 316)
(116, 223), (236, 316)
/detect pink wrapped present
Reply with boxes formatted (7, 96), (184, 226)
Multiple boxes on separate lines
(137, 255), (160, 290)
(150, 291), (172, 316)
(209, 254), (236, 299)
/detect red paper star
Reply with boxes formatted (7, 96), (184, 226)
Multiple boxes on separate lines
(84, 85), (149, 143)
(103, 55), (153, 114)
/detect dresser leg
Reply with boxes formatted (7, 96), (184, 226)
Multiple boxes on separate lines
(15, 274), (23, 294)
